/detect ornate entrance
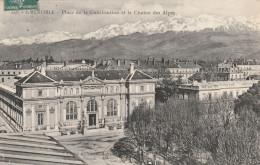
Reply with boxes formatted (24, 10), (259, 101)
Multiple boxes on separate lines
(89, 114), (96, 126)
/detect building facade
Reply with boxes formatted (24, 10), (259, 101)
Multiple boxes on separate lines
(176, 80), (258, 101)
(216, 63), (246, 81)
(0, 62), (37, 88)
(0, 63), (156, 133)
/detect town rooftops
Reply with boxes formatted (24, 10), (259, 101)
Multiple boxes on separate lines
(15, 68), (155, 85)
(126, 70), (154, 81)
(16, 71), (55, 84)
(46, 70), (130, 81)
(0, 62), (40, 70)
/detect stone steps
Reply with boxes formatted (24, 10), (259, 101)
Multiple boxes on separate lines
(0, 155), (84, 165)
(0, 146), (73, 157)
(0, 134), (86, 165)
(0, 135), (56, 144)
(0, 140), (63, 150)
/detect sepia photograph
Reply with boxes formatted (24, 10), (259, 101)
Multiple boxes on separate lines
(0, 0), (259, 164)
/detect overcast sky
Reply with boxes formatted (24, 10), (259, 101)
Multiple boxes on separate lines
(0, 0), (260, 39)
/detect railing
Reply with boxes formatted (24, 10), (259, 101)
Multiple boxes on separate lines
(0, 109), (21, 132)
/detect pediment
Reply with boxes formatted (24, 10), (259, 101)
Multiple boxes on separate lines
(83, 76), (103, 85)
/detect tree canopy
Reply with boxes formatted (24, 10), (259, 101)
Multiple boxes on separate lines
(235, 81), (260, 116)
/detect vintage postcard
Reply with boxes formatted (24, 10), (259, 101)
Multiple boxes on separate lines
(0, 0), (259, 165)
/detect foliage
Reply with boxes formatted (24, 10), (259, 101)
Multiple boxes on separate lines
(155, 69), (176, 102)
(122, 98), (259, 165)
(235, 82), (260, 116)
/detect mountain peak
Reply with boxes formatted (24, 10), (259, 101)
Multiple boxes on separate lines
(1, 15), (259, 46)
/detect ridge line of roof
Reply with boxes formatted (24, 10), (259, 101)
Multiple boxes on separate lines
(23, 71), (37, 84)
(129, 70), (137, 80)
(135, 69), (154, 79)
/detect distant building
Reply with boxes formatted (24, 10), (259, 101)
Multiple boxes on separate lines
(216, 62), (246, 81)
(176, 80), (258, 101)
(0, 62), (156, 133)
(45, 61), (93, 70)
(0, 62), (38, 88)
(95, 58), (201, 80)
(237, 64), (260, 77)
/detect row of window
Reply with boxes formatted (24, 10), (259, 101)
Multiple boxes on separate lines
(0, 71), (24, 75)
(65, 99), (118, 120)
(105, 86), (120, 93)
(64, 88), (80, 96)
(1, 77), (11, 82)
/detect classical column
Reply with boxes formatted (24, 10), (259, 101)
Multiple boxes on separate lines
(47, 89), (49, 97)
(23, 105), (26, 131)
(31, 105), (35, 132)
(55, 104), (58, 130)
(117, 98), (120, 118)
(101, 96), (105, 124)
(46, 105), (50, 130)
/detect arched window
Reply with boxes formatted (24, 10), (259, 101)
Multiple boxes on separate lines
(87, 99), (98, 112)
(110, 86), (114, 93)
(66, 101), (77, 120)
(107, 99), (117, 117)
(105, 87), (109, 93)
(76, 88), (79, 95)
(64, 88), (68, 95)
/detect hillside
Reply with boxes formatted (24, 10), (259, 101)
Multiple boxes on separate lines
(0, 31), (260, 61)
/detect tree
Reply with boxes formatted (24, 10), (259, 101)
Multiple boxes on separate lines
(124, 105), (155, 164)
(235, 82), (260, 116)
(155, 69), (176, 103)
(121, 98), (259, 164)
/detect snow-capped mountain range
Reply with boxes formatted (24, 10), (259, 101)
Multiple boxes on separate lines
(1, 14), (260, 46)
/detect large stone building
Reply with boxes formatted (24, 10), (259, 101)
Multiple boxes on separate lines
(176, 80), (258, 101)
(216, 62), (246, 81)
(0, 62), (38, 88)
(0, 63), (156, 133)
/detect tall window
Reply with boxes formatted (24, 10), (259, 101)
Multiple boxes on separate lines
(70, 88), (73, 95)
(38, 113), (43, 125)
(66, 101), (77, 120)
(110, 86), (114, 93)
(107, 99), (118, 117)
(76, 88), (79, 95)
(140, 86), (144, 92)
(87, 99), (98, 112)
(64, 88), (68, 95)
(38, 90), (43, 97)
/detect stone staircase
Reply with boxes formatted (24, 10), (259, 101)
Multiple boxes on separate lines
(0, 133), (86, 165)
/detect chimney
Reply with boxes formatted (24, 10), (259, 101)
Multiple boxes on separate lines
(153, 58), (156, 66)
(93, 60), (97, 66)
(15, 64), (18, 69)
(130, 62), (135, 74)
(30, 62), (34, 67)
(137, 59), (141, 66)
(92, 69), (95, 77)
(162, 58), (165, 65)
(41, 62), (46, 76)
(117, 60), (121, 66)
(63, 61), (67, 66)
(102, 59), (106, 66)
